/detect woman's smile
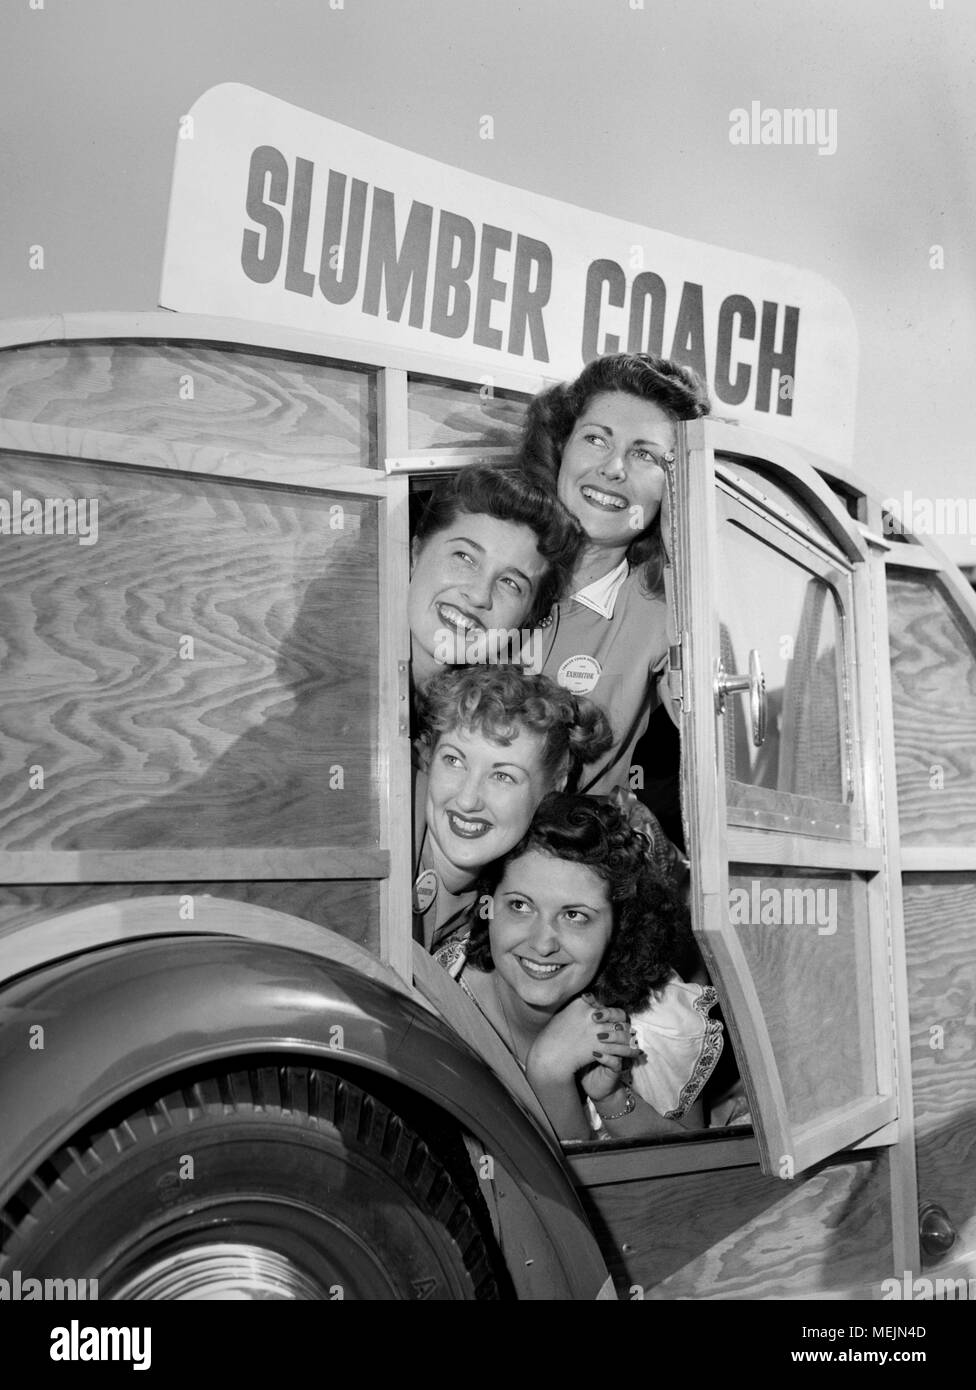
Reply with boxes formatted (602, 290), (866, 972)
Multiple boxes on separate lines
(435, 600), (485, 637)
(444, 808), (493, 839)
(514, 954), (568, 980)
(578, 483), (630, 513)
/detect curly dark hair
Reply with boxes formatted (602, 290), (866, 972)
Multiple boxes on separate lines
(465, 792), (691, 1012)
(516, 353), (710, 594)
(415, 666), (612, 792)
(412, 463), (582, 625)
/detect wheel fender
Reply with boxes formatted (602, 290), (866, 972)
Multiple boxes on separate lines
(0, 931), (612, 1300)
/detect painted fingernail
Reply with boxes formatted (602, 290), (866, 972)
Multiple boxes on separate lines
(592, 1050), (603, 1059)
(596, 1030), (610, 1040)
(592, 1011), (605, 1021)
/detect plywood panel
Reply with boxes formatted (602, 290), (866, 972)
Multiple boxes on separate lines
(902, 873), (976, 1272)
(887, 573), (976, 846)
(407, 376), (526, 450)
(579, 1153), (892, 1298)
(0, 454), (379, 852)
(729, 868), (877, 1130)
(0, 880), (380, 953)
(0, 341), (376, 467)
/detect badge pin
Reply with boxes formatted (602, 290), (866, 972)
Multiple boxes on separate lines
(556, 654), (603, 694)
(413, 868), (438, 915)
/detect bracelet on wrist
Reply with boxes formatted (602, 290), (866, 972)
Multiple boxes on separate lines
(596, 1082), (636, 1121)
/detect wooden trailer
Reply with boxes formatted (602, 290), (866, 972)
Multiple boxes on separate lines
(0, 314), (973, 1299)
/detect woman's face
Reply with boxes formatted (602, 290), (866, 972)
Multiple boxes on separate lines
(425, 723), (556, 885)
(409, 513), (549, 680)
(557, 390), (676, 550)
(489, 850), (613, 1013)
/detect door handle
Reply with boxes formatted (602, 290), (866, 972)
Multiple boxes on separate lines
(919, 1202), (956, 1258)
(714, 649), (767, 748)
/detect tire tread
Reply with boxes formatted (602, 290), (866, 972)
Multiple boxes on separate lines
(1, 1064), (502, 1300)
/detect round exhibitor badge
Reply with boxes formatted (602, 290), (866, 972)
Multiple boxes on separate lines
(412, 869), (438, 915)
(556, 655), (602, 694)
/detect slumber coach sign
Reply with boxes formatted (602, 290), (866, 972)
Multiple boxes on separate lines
(160, 83), (858, 460)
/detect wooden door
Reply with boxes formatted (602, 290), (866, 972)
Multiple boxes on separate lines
(669, 419), (898, 1176)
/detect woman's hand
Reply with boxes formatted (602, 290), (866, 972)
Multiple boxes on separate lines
(579, 1053), (627, 1104)
(525, 996), (638, 1088)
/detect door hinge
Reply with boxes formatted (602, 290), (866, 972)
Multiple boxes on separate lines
(667, 641), (686, 712)
(397, 660), (411, 735)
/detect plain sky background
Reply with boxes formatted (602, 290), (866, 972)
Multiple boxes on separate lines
(2, 0), (974, 561)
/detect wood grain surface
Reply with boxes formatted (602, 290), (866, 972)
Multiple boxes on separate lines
(887, 572), (976, 845)
(579, 1151), (892, 1298)
(729, 867), (877, 1131)
(0, 880), (380, 953)
(0, 453), (380, 852)
(0, 341), (376, 466)
(407, 375), (527, 450)
(902, 873), (976, 1274)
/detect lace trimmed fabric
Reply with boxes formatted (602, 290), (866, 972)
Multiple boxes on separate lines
(435, 935), (724, 1128)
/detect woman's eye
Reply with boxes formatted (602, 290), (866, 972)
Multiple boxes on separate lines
(563, 910), (590, 925)
(499, 576), (522, 594)
(633, 447), (663, 467)
(441, 753), (463, 769)
(506, 897), (531, 914)
(492, 770), (515, 784)
(452, 550), (475, 566)
(584, 432), (608, 448)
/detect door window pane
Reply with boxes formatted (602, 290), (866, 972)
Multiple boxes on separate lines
(728, 867), (878, 1131)
(718, 509), (850, 807)
(408, 375), (527, 450)
(0, 341), (376, 467)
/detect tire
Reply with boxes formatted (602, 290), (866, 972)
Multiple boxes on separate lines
(0, 1065), (502, 1300)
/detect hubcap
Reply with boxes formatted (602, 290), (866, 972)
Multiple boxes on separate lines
(111, 1242), (325, 1300)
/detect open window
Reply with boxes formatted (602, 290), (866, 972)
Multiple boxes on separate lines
(668, 419), (898, 1176)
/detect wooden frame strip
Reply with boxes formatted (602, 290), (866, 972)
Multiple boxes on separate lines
(0, 419), (391, 495)
(726, 831), (880, 870)
(565, 1132), (761, 1186)
(376, 367), (414, 981)
(900, 847), (976, 872)
(863, 530), (922, 1279)
(883, 547), (944, 572)
(0, 848), (389, 884)
(0, 312), (549, 399)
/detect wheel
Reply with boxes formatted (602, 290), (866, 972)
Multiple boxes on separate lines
(0, 1065), (502, 1300)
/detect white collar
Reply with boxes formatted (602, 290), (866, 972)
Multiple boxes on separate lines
(571, 557), (629, 619)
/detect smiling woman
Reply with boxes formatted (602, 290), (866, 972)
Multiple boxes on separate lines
(519, 354), (711, 795)
(435, 794), (723, 1142)
(407, 466), (580, 690)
